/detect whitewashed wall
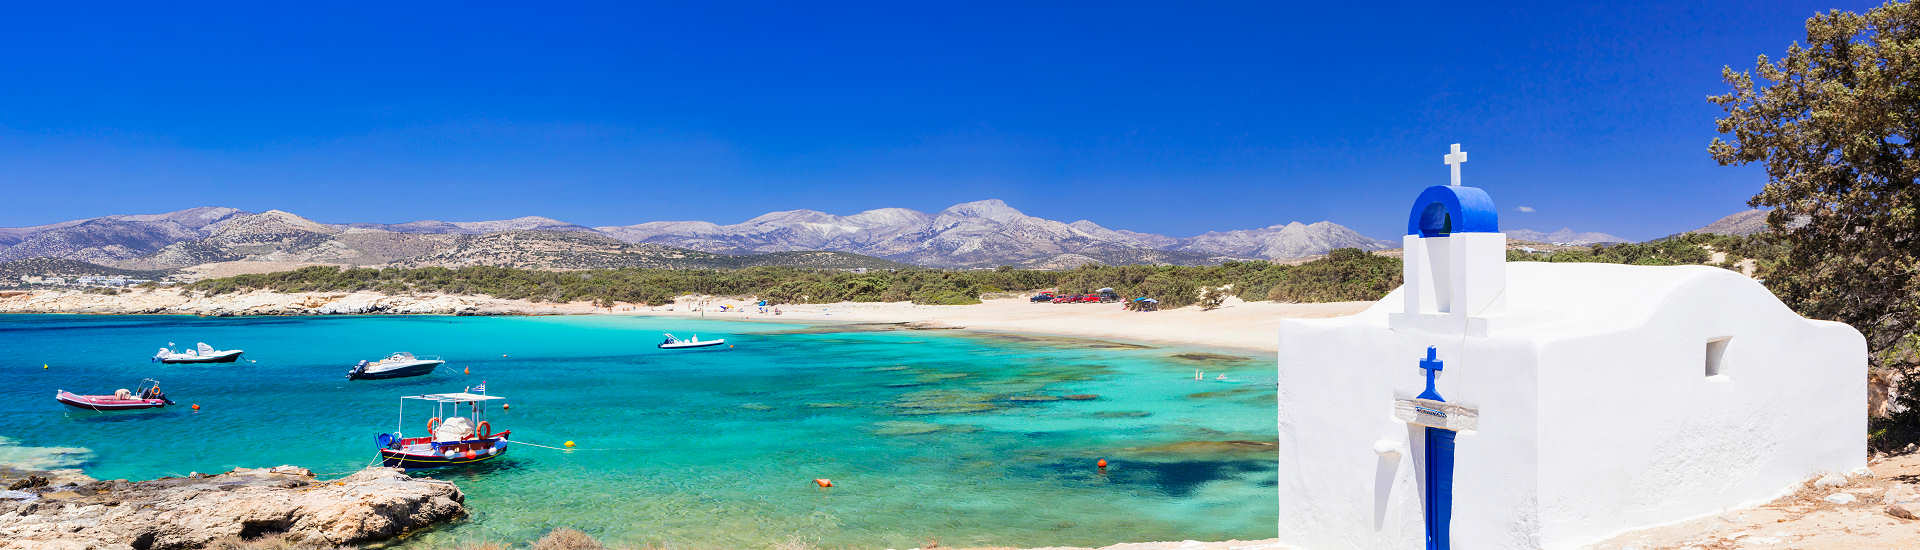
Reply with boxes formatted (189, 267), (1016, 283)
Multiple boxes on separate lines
(1275, 262), (1864, 550)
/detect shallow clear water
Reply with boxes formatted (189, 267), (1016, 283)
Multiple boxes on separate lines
(0, 314), (1277, 548)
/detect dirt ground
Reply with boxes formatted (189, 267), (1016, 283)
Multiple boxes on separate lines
(1589, 451), (1920, 549)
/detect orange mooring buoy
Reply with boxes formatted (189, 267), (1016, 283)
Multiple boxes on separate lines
(503, 403), (510, 410)
(814, 478), (833, 488)
(191, 404), (200, 410)
(464, 366), (470, 375)
(1097, 459), (1108, 469)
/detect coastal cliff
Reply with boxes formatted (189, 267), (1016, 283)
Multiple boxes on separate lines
(0, 465), (465, 550)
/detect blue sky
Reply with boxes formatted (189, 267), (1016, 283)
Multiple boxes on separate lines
(0, 1), (1879, 240)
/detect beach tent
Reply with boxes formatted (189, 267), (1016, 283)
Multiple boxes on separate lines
(1274, 146), (1863, 550)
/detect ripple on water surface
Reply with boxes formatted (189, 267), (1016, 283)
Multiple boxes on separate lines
(0, 314), (1277, 548)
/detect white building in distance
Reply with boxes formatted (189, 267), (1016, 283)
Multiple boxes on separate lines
(1274, 145), (1864, 549)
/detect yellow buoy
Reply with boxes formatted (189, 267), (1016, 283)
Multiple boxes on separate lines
(564, 440), (575, 448)
(43, 364), (49, 369)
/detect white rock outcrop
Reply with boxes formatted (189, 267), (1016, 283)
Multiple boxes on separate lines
(0, 466), (464, 550)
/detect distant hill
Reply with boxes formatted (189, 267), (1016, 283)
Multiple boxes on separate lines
(1507, 228), (1631, 245)
(346, 216), (596, 235)
(387, 231), (910, 270)
(1688, 209), (1809, 236)
(0, 200), (1391, 271)
(597, 199), (1383, 267)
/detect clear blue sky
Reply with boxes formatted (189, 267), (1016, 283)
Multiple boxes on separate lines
(0, 1), (1879, 240)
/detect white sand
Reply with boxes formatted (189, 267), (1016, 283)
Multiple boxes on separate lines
(0, 289), (1366, 352)
(609, 296), (1369, 352)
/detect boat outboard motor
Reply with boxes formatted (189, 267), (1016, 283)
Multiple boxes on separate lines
(347, 360), (368, 379)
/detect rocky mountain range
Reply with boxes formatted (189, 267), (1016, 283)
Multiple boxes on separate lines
(0, 200), (1393, 273)
(595, 199), (1389, 268)
(1505, 228), (1631, 246)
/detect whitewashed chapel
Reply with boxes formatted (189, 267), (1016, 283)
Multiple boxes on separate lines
(1274, 145), (1865, 549)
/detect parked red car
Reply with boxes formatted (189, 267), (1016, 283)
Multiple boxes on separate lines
(1075, 294), (1102, 303)
(1052, 294), (1080, 304)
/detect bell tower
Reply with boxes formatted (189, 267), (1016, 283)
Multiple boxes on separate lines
(1390, 143), (1506, 335)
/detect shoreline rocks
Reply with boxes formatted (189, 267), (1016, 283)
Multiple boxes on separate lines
(0, 465), (465, 550)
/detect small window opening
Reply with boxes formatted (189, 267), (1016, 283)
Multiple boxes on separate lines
(1705, 337), (1731, 378)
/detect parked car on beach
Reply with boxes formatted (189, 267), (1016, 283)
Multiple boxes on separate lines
(1052, 294), (1080, 304)
(1030, 292), (1055, 303)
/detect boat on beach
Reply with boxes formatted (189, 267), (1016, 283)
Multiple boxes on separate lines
(347, 352), (445, 380)
(376, 391), (510, 469)
(56, 378), (173, 411)
(153, 342), (244, 363)
(659, 333), (726, 349)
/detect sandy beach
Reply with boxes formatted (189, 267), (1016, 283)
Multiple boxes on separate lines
(616, 295), (1369, 352)
(0, 288), (1371, 352)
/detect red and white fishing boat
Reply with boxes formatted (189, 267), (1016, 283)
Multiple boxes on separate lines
(55, 379), (174, 411)
(375, 388), (511, 470)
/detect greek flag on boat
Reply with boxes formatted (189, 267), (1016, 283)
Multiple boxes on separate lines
(471, 381), (486, 394)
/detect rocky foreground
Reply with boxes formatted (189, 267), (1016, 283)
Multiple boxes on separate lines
(0, 465), (465, 550)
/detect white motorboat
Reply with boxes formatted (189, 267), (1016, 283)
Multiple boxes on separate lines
(347, 352), (446, 380)
(152, 342), (244, 364)
(658, 333), (726, 349)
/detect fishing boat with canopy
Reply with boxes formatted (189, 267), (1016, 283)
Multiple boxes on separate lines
(375, 389), (510, 469)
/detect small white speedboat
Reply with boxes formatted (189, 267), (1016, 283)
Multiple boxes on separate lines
(659, 333), (726, 349)
(153, 342), (244, 364)
(347, 352), (445, 380)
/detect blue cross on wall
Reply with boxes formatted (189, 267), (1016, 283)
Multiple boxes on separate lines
(1417, 346), (1445, 402)
(1416, 345), (1456, 550)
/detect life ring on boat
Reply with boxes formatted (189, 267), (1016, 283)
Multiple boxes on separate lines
(476, 421), (492, 439)
(427, 417), (440, 434)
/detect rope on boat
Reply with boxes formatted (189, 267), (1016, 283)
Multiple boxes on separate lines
(505, 439), (577, 451)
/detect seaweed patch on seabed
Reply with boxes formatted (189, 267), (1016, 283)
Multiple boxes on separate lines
(868, 420), (977, 436)
(1167, 352), (1258, 365)
(1186, 386), (1269, 400)
(890, 389), (1000, 415)
(0, 436), (91, 471)
(1038, 457), (1271, 498)
(1125, 439), (1280, 460)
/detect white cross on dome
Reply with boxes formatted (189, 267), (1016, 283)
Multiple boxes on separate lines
(1444, 143), (1467, 186)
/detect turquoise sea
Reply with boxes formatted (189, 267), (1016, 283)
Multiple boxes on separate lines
(0, 314), (1277, 548)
